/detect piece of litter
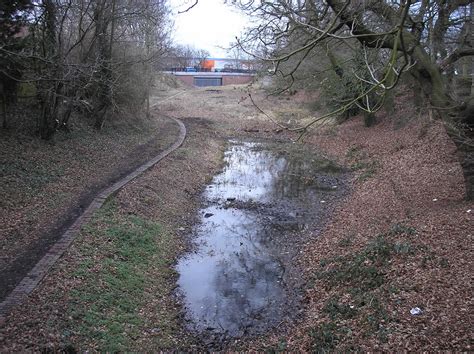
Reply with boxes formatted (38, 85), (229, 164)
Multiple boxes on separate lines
(410, 307), (423, 315)
(321, 200), (326, 203)
(178, 227), (185, 231)
(432, 198), (438, 202)
(204, 213), (214, 218)
(467, 209), (472, 213)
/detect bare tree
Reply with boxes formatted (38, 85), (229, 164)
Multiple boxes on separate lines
(165, 44), (210, 69)
(0, 0), (31, 129)
(233, 0), (473, 199)
(0, 0), (173, 136)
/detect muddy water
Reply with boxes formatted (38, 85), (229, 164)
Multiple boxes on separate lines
(177, 140), (345, 339)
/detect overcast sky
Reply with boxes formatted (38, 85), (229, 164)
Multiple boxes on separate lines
(169, 0), (250, 58)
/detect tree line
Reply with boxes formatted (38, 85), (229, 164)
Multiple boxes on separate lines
(1, 0), (175, 138)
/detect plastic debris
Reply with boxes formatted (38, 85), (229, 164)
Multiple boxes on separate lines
(410, 307), (423, 316)
(467, 209), (472, 213)
(432, 198), (438, 201)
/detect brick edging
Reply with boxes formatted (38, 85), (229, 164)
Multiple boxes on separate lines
(0, 116), (186, 320)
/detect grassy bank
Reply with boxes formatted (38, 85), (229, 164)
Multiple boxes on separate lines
(66, 200), (189, 351)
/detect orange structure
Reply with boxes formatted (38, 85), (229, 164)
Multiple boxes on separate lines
(201, 59), (215, 70)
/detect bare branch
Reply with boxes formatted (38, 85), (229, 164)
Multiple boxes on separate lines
(178, 0), (198, 14)
(439, 48), (474, 71)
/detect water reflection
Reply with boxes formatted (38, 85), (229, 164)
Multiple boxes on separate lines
(176, 141), (343, 337)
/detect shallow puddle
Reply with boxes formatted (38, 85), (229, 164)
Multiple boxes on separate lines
(176, 140), (345, 338)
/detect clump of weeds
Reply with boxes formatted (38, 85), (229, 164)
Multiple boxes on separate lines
(309, 223), (422, 349)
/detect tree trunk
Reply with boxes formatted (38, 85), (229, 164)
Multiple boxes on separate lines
(408, 45), (474, 199)
(1, 82), (6, 129)
(38, 0), (59, 140)
(93, 0), (115, 129)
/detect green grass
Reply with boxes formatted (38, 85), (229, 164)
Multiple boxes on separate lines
(67, 200), (182, 351)
(389, 223), (417, 236)
(345, 145), (362, 159)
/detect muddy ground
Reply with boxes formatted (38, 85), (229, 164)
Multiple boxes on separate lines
(0, 81), (472, 351)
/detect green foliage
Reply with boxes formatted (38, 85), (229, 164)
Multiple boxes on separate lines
(323, 298), (356, 320)
(389, 223), (417, 236)
(316, 235), (392, 291)
(351, 159), (378, 182)
(346, 145), (362, 159)
(312, 224), (418, 343)
(266, 338), (288, 353)
(309, 322), (346, 353)
(319, 70), (360, 120)
(364, 111), (376, 127)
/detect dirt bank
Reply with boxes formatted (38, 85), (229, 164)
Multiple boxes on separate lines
(234, 95), (472, 351)
(297, 115), (472, 351)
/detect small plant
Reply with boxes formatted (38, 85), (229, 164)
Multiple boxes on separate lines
(346, 145), (361, 159)
(389, 223), (417, 236)
(393, 242), (414, 255)
(351, 160), (377, 181)
(338, 235), (353, 247)
(277, 338), (287, 352)
(310, 225), (424, 347)
(439, 258), (449, 268)
(309, 322), (341, 353)
(323, 298), (356, 319)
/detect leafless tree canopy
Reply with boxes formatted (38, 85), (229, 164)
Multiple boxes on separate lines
(1, 0), (173, 137)
(232, 0), (473, 199)
(233, 0), (472, 121)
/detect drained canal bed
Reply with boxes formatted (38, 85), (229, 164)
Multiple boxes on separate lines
(176, 140), (347, 341)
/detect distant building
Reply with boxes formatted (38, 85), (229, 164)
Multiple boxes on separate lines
(164, 57), (257, 87)
(200, 58), (258, 72)
(171, 71), (255, 87)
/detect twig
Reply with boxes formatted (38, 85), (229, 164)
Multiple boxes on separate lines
(178, 0), (198, 14)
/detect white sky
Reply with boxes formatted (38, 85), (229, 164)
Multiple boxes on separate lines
(169, 0), (250, 58)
